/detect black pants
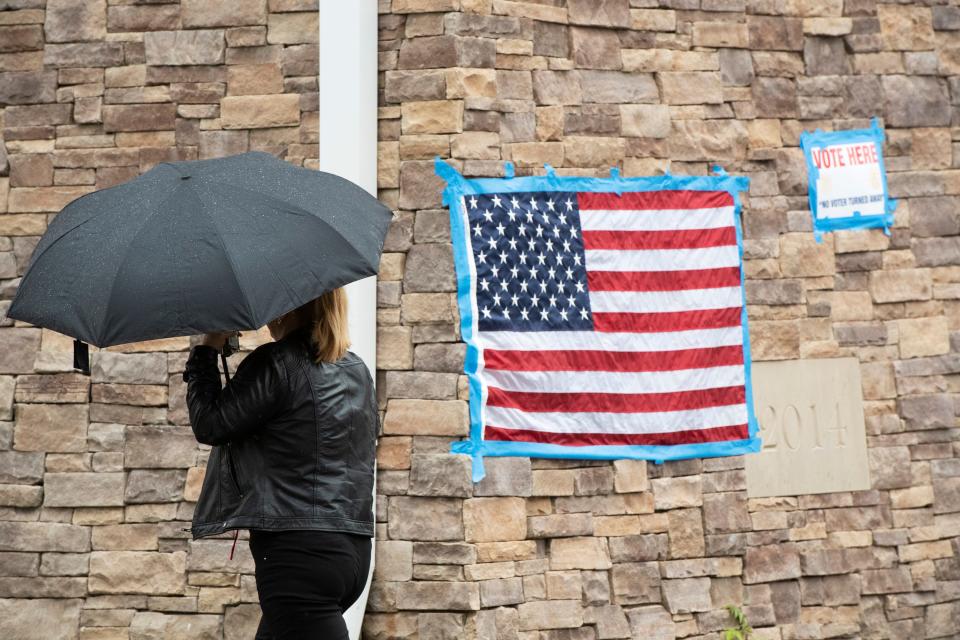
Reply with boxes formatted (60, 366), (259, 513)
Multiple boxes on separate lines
(248, 528), (372, 640)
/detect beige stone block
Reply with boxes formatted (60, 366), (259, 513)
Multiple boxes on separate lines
(89, 551), (186, 595)
(266, 12), (318, 44)
(476, 540), (537, 563)
(401, 100), (464, 135)
(181, 0), (266, 27)
(830, 291), (873, 321)
(877, 5), (935, 51)
(374, 540), (413, 582)
(660, 72), (723, 105)
(622, 50), (718, 73)
(613, 460), (648, 493)
(378, 252), (406, 282)
(491, 0), (568, 24)
(631, 9), (676, 32)
(620, 104), (670, 139)
(376, 436), (412, 470)
(393, 0), (459, 12)
(184, 466), (205, 502)
(668, 119), (747, 162)
(377, 325), (414, 369)
(44, 472), (124, 507)
(860, 361), (896, 400)
(594, 515), (641, 537)
(550, 536), (611, 570)
(803, 17), (852, 35)
(834, 230), (889, 253)
(451, 131), (500, 160)
(463, 497), (527, 542)
(692, 22), (749, 48)
(747, 119), (782, 149)
(898, 540), (953, 563)
(91, 524), (158, 551)
(532, 469), (576, 496)
(401, 293), (456, 323)
(445, 68), (496, 99)
(382, 399), (468, 436)
(869, 269), (932, 303)
(0, 598), (82, 640)
(651, 476), (702, 510)
(779, 233), (835, 277)
(220, 94), (300, 129)
(898, 315), (949, 359)
(7, 186), (94, 213)
(0, 485), (43, 507)
(623, 158), (670, 176)
(890, 486), (934, 510)
(227, 63), (283, 96)
(564, 136), (626, 168)
(377, 141), (400, 189)
(749, 320), (800, 361)
(535, 106), (565, 141)
(14, 404), (88, 452)
(505, 142), (564, 167)
(104, 65), (145, 88)
(911, 128), (953, 171)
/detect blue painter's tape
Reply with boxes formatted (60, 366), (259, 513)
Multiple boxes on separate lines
(799, 118), (896, 238)
(434, 157), (761, 481)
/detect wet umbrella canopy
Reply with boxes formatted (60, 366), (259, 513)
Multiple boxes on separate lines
(7, 151), (393, 358)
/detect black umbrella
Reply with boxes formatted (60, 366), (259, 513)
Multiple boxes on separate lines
(7, 151), (393, 372)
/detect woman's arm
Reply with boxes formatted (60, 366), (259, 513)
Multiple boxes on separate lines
(183, 344), (289, 446)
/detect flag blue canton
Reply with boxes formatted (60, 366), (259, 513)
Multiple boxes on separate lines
(466, 191), (593, 332)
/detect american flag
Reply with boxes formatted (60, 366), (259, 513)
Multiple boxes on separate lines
(459, 189), (752, 448)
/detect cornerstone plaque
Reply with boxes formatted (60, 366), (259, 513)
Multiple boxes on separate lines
(746, 358), (870, 498)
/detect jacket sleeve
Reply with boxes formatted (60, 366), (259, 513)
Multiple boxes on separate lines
(183, 344), (289, 446)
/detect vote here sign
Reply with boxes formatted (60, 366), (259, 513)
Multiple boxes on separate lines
(800, 118), (895, 236)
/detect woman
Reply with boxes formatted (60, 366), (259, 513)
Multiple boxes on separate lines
(182, 287), (379, 640)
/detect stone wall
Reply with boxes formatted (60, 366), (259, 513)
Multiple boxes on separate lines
(0, 0), (318, 638)
(0, 0), (959, 639)
(370, 0), (960, 638)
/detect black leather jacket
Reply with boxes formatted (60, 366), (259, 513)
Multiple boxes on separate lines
(182, 326), (378, 540)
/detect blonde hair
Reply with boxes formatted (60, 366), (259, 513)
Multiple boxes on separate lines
(310, 287), (350, 363)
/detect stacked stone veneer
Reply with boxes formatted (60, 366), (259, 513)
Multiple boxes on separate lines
(371, 0), (960, 638)
(1, 0), (959, 639)
(0, 0), (319, 638)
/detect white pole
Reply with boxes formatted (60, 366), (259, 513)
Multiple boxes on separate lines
(318, 2), (379, 638)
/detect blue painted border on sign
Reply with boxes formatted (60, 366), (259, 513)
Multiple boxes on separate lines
(799, 117), (897, 239)
(436, 158), (762, 481)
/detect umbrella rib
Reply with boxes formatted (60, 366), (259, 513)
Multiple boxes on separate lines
(97, 186), (187, 346)
(209, 181), (373, 312)
(194, 193), (261, 330)
(12, 214), (99, 305)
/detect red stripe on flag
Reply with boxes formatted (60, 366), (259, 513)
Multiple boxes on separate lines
(484, 345), (744, 372)
(484, 423), (750, 446)
(593, 307), (742, 332)
(587, 267), (742, 292)
(578, 190), (734, 211)
(487, 385), (745, 413)
(582, 227), (737, 251)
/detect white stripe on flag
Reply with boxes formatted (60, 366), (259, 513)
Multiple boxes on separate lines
(584, 245), (741, 272)
(589, 286), (744, 314)
(484, 364), (746, 394)
(486, 403), (748, 435)
(477, 326), (744, 352)
(579, 207), (735, 231)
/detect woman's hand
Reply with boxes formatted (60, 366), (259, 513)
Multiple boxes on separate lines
(199, 331), (236, 351)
